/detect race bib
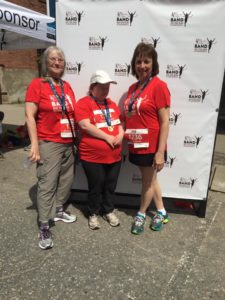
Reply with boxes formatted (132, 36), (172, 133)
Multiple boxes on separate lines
(60, 118), (75, 138)
(125, 128), (149, 148)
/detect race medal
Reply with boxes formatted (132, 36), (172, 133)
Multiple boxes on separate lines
(108, 126), (114, 132)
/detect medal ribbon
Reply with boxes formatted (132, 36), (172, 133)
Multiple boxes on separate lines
(128, 76), (152, 112)
(91, 96), (112, 127)
(48, 79), (66, 113)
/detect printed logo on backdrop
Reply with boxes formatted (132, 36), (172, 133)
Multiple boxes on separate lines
(141, 37), (161, 48)
(117, 11), (136, 26)
(166, 64), (186, 79)
(184, 136), (203, 148)
(114, 63), (131, 77)
(65, 11), (84, 25)
(66, 62), (84, 75)
(194, 38), (216, 53)
(170, 11), (192, 26)
(179, 177), (198, 188)
(169, 113), (181, 125)
(188, 89), (209, 103)
(164, 156), (176, 168)
(89, 36), (108, 50)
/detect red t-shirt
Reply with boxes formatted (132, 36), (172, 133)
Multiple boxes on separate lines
(25, 78), (76, 143)
(124, 76), (170, 154)
(75, 96), (122, 163)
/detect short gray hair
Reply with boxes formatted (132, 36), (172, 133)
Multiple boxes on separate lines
(41, 46), (66, 77)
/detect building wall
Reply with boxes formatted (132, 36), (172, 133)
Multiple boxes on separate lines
(0, 0), (47, 103)
(0, 0), (47, 70)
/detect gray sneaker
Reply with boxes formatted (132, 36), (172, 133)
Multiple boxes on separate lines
(88, 214), (100, 230)
(54, 211), (77, 223)
(38, 228), (53, 250)
(103, 211), (120, 227)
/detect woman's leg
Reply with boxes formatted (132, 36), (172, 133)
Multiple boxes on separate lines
(81, 161), (105, 216)
(102, 161), (121, 214)
(138, 166), (156, 213)
(55, 144), (75, 208)
(37, 141), (64, 224)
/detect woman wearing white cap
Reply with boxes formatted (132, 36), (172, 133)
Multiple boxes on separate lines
(75, 70), (124, 229)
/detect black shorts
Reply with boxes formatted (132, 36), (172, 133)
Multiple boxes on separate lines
(129, 152), (167, 167)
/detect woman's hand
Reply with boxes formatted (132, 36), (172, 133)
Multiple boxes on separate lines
(28, 143), (40, 162)
(113, 125), (124, 146)
(105, 134), (116, 148)
(153, 151), (165, 172)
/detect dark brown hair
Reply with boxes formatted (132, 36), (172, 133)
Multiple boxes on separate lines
(131, 42), (159, 79)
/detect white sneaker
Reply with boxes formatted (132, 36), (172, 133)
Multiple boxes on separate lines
(54, 211), (77, 223)
(88, 214), (100, 230)
(103, 211), (120, 227)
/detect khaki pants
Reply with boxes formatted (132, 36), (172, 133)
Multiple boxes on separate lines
(37, 141), (75, 223)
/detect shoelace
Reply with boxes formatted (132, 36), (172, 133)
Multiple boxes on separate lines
(40, 228), (51, 239)
(154, 214), (164, 224)
(135, 216), (145, 226)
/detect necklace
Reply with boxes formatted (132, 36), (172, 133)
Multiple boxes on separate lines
(91, 96), (113, 131)
(127, 75), (152, 117)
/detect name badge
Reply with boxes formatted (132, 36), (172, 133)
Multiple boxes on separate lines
(60, 118), (75, 138)
(125, 128), (149, 148)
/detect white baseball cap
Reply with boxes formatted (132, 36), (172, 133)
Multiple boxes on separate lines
(90, 70), (117, 85)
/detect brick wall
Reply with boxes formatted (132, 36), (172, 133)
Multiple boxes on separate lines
(0, 0), (47, 70)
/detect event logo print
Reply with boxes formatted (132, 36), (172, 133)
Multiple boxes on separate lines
(114, 63), (131, 76)
(188, 89), (209, 103)
(132, 173), (142, 184)
(66, 61), (83, 75)
(164, 156), (176, 168)
(179, 177), (197, 188)
(65, 11), (84, 25)
(89, 36), (108, 50)
(166, 64), (187, 79)
(141, 37), (161, 48)
(117, 11), (136, 26)
(194, 38), (216, 53)
(169, 112), (181, 125)
(184, 136), (202, 148)
(170, 11), (192, 26)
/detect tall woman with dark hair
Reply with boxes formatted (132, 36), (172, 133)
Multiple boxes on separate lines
(123, 43), (171, 234)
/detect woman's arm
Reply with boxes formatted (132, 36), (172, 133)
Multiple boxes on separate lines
(25, 102), (40, 162)
(78, 119), (116, 148)
(153, 107), (170, 172)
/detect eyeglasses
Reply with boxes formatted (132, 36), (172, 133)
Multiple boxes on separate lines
(48, 57), (64, 63)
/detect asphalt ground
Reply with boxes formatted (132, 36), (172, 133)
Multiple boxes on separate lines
(0, 104), (225, 300)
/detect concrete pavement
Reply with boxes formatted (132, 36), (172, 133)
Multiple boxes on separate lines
(0, 104), (225, 299)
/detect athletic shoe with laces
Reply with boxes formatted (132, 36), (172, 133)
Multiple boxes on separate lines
(103, 211), (120, 227)
(150, 211), (169, 231)
(38, 227), (53, 250)
(88, 214), (100, 230)
(54, 211), (77, 223)
(131, 215), (146, 235)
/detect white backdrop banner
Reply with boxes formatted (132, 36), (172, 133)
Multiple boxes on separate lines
(56, 0), (225, 200)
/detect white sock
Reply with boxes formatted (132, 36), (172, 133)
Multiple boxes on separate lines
(158, 208), (166, 216)
(137, 211), (146, 218)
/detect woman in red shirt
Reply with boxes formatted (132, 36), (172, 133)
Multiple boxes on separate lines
(75, 70), (124, 230)
(124, 43), (171, 234)
(25, 46), (77, 250)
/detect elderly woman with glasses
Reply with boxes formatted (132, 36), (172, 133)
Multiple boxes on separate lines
(25, 46), (77, 250)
